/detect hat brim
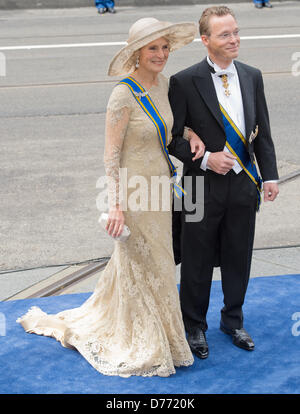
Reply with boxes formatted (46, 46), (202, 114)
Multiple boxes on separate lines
(108, 22), (197, 77)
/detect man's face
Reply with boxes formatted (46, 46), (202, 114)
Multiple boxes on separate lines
(201, 14), (240, 65)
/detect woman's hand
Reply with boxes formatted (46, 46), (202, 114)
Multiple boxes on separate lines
(187, 129), (206, 161)
(106, 205), (125, 238)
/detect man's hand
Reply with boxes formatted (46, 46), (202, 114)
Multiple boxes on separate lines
(188, 130), (205, 161)
(263, 182), (279, 202)
(207, 151), (236, 175)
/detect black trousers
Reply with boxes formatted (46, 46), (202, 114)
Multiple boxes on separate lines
(180, 169), (257, 332)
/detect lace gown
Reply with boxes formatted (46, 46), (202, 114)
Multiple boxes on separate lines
(17, 73), (194, 377)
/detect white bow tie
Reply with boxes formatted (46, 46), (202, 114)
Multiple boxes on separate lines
(207, 57), (235, 77)
(214, 69), (235, 77)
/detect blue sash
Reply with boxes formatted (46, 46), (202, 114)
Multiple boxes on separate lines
(219, 104), (262, 210)
(118, 76), (185, 198)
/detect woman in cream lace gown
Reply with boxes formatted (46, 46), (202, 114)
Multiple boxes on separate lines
(17, 18), (203, 377)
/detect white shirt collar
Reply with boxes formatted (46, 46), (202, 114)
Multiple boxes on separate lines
(207, 56), (236, 77)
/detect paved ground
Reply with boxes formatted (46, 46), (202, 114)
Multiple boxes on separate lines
(2, 245), (300, 300)
(0, 2), (299, 299)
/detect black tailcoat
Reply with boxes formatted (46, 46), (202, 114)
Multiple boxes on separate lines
(168, 58), (278, 331)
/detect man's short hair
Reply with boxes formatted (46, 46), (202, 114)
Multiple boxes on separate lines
(199, 6), (236, 36)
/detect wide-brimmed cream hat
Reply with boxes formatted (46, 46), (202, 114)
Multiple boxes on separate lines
(108, 17), (197, 76)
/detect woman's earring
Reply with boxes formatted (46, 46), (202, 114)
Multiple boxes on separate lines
(135, 56), (139, 68)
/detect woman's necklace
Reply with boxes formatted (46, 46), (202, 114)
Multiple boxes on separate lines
(130, 72), (158, 98)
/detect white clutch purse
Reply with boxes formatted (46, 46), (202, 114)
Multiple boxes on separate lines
(99, 213), (131, 242)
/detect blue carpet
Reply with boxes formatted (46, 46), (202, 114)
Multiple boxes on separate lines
(0, 274), (299, 394)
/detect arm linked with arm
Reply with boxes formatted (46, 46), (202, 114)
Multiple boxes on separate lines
(167, 76), (203, 170)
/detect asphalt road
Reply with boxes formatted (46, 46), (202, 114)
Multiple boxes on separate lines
(0, 2), (300, 272)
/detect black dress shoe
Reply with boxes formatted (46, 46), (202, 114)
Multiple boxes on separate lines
(220, 323), (255, 351)
(187, 328), (209, 359)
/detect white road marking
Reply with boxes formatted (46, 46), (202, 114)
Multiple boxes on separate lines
(0, 34), (300, 51)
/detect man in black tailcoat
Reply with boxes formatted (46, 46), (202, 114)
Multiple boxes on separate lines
(168, 6), (279, 359)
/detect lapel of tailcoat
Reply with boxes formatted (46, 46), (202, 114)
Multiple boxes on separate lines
(234, 60), (255, 142)
(192, 59), (255, 142)
(192, 60), (225, 132)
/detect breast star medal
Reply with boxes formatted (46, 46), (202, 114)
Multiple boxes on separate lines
(249, 125), (259, 144)
(220, 74), (231, 97)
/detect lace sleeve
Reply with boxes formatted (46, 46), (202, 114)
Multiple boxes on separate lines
(103, 85), (132, 209)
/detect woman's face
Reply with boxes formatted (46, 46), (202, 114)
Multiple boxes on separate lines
(138, 37), (170, 74)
